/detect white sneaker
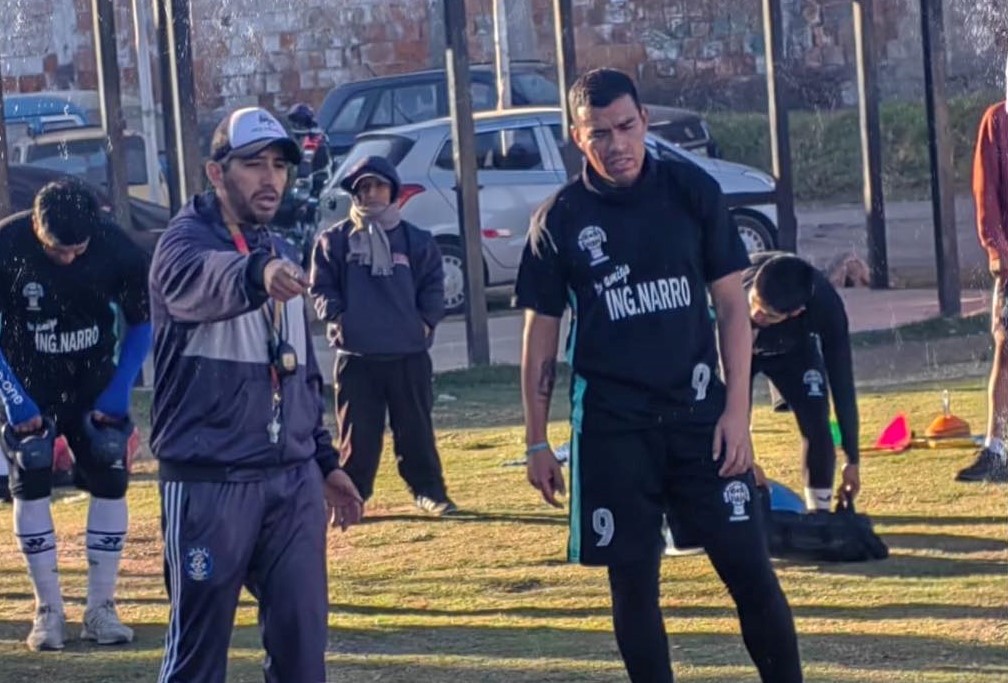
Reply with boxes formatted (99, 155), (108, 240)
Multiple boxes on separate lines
(662, 519), (705, 557)
(81, 600), (134, 645)
(26, 604), (65, 651)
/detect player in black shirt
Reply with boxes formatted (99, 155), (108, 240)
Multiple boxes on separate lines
(515, 69), (802, 683)
(744, 252), (860, 510)
(0, 179), (151, 651)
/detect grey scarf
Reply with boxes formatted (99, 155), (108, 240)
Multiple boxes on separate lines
(347, 202), (402, 276)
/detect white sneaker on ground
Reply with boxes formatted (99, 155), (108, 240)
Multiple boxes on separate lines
(81, 600), (134, 645)
(662, 519), (705, 557)
(26, 604), (66, 651)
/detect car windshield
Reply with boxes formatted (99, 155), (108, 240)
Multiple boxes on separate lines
(334, 135), (415, 182)
(512, 72), (560, 105)
(25, 136), (150, 185)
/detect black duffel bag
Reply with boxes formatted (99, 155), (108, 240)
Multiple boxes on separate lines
(761, 488), (889, 563)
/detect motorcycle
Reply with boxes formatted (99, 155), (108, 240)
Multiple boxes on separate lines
(272, 104), (335, 268)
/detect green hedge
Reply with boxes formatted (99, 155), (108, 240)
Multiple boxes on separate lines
(706, 93), (1000, 203)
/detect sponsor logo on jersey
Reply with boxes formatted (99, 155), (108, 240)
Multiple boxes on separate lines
(577, 225), (610, 266)
(803, 369), (825, 397)
(723, 480), (751, 522)
(0, 368), (25, 407)
(603, 276), (693, 321)
(185, 547), (214, 582)
(22, 282), (44, 311)
(34, 324), (101, 354)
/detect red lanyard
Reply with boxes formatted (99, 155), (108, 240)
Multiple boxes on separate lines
(224, 222), (283, 391)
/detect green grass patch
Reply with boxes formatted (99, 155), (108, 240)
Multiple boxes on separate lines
(707, 94), (1000, 203)
(0, 374), (1004, 682)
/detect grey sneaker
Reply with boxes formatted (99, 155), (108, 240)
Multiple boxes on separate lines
(81, 600), (134, 645)
(956, 448), (1008, 483)
(415, 495), (458, 516)
(26, 604), (65, 651)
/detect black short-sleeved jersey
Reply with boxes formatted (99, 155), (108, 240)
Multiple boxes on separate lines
(515, 157), (749, 431)
(0, 210), (150, 404)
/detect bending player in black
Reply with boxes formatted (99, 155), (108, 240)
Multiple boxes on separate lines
(744, 252), (860, 510)
(516, 68), (802, 683)
(0, 178), (150, 650)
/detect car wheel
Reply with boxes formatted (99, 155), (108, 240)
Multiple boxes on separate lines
(438, 240), (467, 315)
(732, 212), (776, 255)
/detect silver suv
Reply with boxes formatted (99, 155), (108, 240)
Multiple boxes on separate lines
(320, 108), (777, 314)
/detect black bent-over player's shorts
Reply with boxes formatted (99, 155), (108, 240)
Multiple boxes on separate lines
(566, 423), (766, 566)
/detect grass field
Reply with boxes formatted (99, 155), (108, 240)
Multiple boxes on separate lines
(0, 367), (1005, 682)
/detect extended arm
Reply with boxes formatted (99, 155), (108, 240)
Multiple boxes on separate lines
(151, 227), (271, 323)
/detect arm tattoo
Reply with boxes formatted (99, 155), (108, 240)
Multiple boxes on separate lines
(537, 359), (557, 399)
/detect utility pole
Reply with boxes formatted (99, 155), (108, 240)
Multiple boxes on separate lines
(552, 0), (580, 176)
(132, 0), (163, 204)
(154, 0), (202, 213)
(920, 0), (961, 316)
(444, 0), (491, 366)
(853, 0), (888, 288)
(93, 0), (132, 231)
(492, 0), (512, 109)
(0, 71), (11, 219)
(761, 0), (797, 251)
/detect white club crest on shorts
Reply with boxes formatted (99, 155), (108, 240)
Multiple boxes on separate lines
(577, 225), (610, 266)
(723, 481), (751, 522)
(22, 282), (44, 311)
(185, 547), (214, 582)
(803, 369), (824, 397)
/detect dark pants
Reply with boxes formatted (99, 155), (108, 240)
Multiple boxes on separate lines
(334, 351), (448, 502)
(157, 461), (328, 683)
(570, 424), (802, 681)
(752, 340), (836, 490)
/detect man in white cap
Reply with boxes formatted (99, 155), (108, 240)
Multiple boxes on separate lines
(149, 107), (364, 683)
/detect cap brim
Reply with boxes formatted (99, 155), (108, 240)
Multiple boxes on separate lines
(340, 170), (393, 194)
(227, 137), (301, 165)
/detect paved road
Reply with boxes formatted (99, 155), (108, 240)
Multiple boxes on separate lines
(796, 195), (987, 288)
(141, 195), (995, 384)
(305, 196), (994, 378)
(307, 287), (992, 377)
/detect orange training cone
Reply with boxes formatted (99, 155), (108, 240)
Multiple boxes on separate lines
(924, 390), (971, 446)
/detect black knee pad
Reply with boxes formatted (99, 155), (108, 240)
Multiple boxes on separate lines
(2, 418), (57, 501)
(10, 468), (55, 501)
(82, 414), (134, 471)
(1, 418), (56, 472)
(81, 465), (129, 499)
(78, 415), (134, 499)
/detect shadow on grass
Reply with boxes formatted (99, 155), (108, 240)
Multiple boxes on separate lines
(881, 532), (1008, 553)
(0, 621), (1006, 682)
(361, 510), (566, 526)
(778, 552), (1007, 578)
(329, 601), (1008, 623)
(874, 514), (1007, 527)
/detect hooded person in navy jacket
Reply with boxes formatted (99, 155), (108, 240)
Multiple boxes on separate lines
(148, 106), (363, 683)
(310, 155), (455, 515)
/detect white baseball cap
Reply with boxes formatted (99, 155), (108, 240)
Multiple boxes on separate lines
(209, 107), (301, 164)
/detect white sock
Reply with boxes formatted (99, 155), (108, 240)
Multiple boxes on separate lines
(13, 497), (62, 610)
(984, 437), (1007, 460)
(86, 496), (127, 610)
(805, 487), (833, 512)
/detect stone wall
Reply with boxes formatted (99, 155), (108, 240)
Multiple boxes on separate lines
(0, 0), (1004, 120)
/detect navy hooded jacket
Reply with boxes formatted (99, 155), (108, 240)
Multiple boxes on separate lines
(148, 192), (338, 480)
